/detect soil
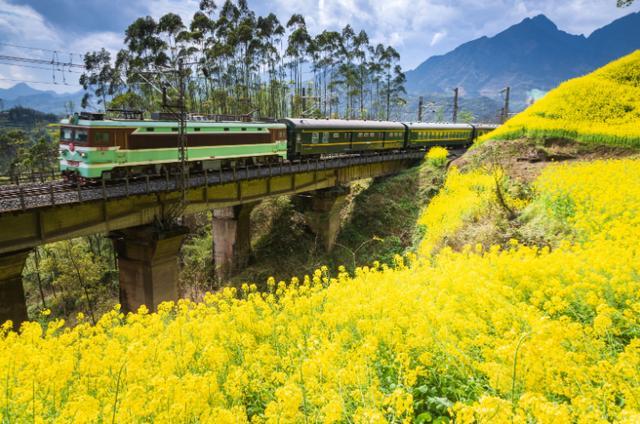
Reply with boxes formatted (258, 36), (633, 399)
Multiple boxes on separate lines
(451, 138), (640, 182)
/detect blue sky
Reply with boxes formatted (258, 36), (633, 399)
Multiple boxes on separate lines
(1, 0), (638, 92)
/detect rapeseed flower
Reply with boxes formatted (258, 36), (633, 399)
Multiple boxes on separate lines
(2, 159), (640, 421)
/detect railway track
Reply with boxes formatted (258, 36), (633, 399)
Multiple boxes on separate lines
(0, 180), (76, 198)
(0, 148), (468, 212)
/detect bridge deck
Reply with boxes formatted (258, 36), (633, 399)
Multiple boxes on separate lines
(0, 150), (427, 255)
(0, 151), (424, 213)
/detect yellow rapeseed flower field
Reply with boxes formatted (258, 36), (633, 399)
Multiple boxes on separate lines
(2, 157), (640, 422)
(482, 50), (640, 147)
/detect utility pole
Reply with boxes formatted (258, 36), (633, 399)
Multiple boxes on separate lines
(500, 86), (510, 123)
(301, 87), (306, 116)
(162, 59), (189, 204)
(418, 96), (424, 122)
(452, 88), (459, 123)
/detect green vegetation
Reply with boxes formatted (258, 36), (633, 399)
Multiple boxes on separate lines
(22, 236), (119, 325)
(0, 106), (58, 129)
(0, 106), (59, 177)
(176, 159), (446, 294)
(81, 1), (406, 119)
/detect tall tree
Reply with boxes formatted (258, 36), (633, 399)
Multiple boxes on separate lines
(286, 14), (311, 115)
(79, 48), (119, 109)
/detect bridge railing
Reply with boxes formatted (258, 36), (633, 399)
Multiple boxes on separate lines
(0, 168), (60, 186)
(0, 150), (426, 213)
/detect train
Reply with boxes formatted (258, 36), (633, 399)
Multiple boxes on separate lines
(58, 111), (498, 180)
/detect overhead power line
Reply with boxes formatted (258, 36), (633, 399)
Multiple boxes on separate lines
(0, 61), (84, 74)
(0, 54), (86, 69)
(0, 42), (85, 57)
(0, 77), (75, 86)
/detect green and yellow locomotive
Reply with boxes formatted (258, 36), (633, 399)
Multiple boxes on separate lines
(59, 112), (287, 179)
(58, 112), (497, 180)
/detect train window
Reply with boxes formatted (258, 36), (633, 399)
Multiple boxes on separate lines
(296, 134), (301, 142)
(146, 127), (155, 132)
(94, 132), (109, 144)
(241, 128), (247, 131)
(224, 128), (230, 131)
(332, 132), (339, 139)
(194, 127), (201, 132)
(311, 132), (319, 144)
(75, 129), (88, 142)
(171, 127), (178, 132)
(61, 128), (73, 140)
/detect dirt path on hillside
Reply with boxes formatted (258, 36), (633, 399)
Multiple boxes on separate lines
(452, 138), (640, 182)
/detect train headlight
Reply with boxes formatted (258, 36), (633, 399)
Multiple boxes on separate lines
(80, 152), (87, 158)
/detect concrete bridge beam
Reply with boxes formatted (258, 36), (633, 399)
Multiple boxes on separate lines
(299, 186), (350, 252)
(111, 225), (188, 313)
(0, 249), (30, 329)
(212, 202), (259, 282)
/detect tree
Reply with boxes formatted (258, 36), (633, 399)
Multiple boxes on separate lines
(79, 48), (119, 109)
(458, 110), (475, 123)
(77, 2), (406, 120)
(378, 46), (405, 120)
(286, 14), (311, 115)
(617, 0), (634, 6)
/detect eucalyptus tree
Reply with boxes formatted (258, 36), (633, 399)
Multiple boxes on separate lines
(353, 30), (370, 118)
(79, 48), (120, 109)
(78, 1), (406, 120)
(256, 13), (285, 117)
(286, 14), (311, 114)
(118, 16), (169, 110)
(377, 46), (406, 119)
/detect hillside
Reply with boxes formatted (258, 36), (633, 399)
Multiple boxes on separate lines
(3, 54), (640, 422)
(0, 106), (59, 129)
(405, 12), (640, 106)
(484, 50), (640, 146)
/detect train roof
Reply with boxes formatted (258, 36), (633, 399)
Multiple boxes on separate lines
(60, 118), (285, 129)
(282, 118), (405, 130)
(403, 122), (474, 130)
(473, 123), (500, 130)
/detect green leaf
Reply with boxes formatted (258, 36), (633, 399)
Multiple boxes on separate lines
(415, 412), (432, 424)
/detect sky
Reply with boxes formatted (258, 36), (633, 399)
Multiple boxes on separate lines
(0, 0), (638, 93)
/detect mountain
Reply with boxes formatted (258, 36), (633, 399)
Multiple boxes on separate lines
(405, 12), (640, 107)
(0, 83), (83, 115)
(0, 83), (45, 100)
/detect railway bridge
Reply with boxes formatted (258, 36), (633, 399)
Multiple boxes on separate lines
(0, 150), (426, 327)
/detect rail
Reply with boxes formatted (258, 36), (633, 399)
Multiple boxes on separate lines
(0, 150), (427, 213)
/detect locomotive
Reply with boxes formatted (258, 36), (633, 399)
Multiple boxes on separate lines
(58, 111), (497, 180)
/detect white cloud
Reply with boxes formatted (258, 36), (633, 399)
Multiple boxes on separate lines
(430, 31), (446, 46)
(1, 0), (639, 92)
(0, 0), (60, 42)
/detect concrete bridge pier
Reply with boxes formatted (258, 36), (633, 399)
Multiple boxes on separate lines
(212, 202), (259, 283)
(111, 225), (189, 313)
(299, 186), (350, 252)
(0, 249), (30, 329)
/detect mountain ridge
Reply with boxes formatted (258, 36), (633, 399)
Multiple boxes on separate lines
(0, 83), (82, 115)
(405, 12), (640, 105)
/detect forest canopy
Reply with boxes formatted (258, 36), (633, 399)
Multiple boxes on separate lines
(80, 0), (407, 120)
